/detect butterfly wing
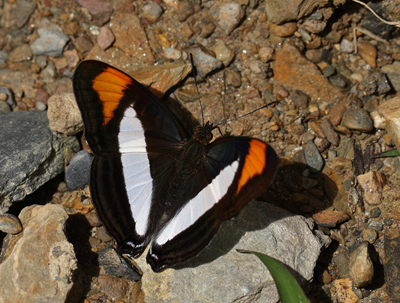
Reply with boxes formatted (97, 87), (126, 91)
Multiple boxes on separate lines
(147, 137), (278, 272)
(73, 60), (189, 257)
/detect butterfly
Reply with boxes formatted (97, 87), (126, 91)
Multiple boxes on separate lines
(73, 60), (278, 272)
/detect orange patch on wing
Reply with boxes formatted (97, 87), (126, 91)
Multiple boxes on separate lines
(92, 67), (133, 125)
(236, 139), (267, 194)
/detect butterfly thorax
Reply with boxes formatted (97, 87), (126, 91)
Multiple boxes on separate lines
(173, 122), (215, 182)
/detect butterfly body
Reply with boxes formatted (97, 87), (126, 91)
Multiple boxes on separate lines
(73, 60), (278, 272)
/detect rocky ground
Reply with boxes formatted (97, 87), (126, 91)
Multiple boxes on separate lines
(1, 0), (400, 302)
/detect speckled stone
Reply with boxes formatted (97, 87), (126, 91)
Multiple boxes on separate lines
(342, 108), (374, 132)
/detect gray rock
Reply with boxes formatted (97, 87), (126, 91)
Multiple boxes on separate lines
(340, 38), (354, 53)
(0, 51), (8, 65)
(0, 111), (80, 213)
(303, 140), (324, 173)
(361, 72), (391, 95)
(0, 86), (15, 108)
(337, 136), (354, 160)
(0, 204), (77, 302)
(322, 65), (336, 77)
(12, 0), (36, 29)
(342, 108), (374, 132)
(142, 2), (163, 22)
(190, 45), (223, 78)
(321, 118), (339, 146)
(384, 228), (400, 302)
(0, 101), (10, 114)
(30, 28), (69, 57)
(382, 61), (400, 92)
(136, 201), (322, 303)
(329, 74), (351, 90)
(218, 2), (244, 35)
(65, 150), (92, 191)
(97, 248), (142, 281)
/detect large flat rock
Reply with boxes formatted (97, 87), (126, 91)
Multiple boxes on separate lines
(0, 111), (79, 213)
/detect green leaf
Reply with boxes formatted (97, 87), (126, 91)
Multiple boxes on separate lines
(371, 148), (400, 158)
(238, 249), (309, 303)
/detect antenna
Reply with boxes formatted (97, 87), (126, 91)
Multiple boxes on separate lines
(216, 102), (277, 127)
(190, 54), (205, 126)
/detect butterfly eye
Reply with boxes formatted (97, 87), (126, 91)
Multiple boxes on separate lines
(206, 133), (213, 141)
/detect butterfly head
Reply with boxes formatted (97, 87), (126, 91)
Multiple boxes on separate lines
(194, 121), (217, 144)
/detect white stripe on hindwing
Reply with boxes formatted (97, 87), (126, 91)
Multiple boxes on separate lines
(119, 107), (152, 236)
(155, 160), (239, 245)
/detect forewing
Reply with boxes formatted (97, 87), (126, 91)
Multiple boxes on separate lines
(147, 137), (278, 272)
(73, 60), (188, 258)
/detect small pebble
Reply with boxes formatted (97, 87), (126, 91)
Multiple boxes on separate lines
(361, 72), (391, 96)
(35, 101), (47, 111)
(321, 270), (332, 284)
(329, 74), (350, 89)
(301, 19), (326, 34)
(214, 40), (235, 66)
(322, 65), (336, 77)
(305, 49), (321, 63)
(362, 228), (378, 244)
(340, 38), (354, 53)
(342, 108), (374, 132)
(269, 22), (297, 37)
(218, 2), (244, 35)
(306, 37), (321, 49)
(0, 51), (9, 65)
(9, 44), (33, 62)
(325, 31), (342, 44)
(97, 26), (115, 51)
(142, 2), (163, 23)
(0, 213), (23, 234)
(97, 226), (112, 242)
(74, 34), (94, 53)
(357, 41), (377, 68)
(190, 45), (222, 78)
(225, 70), (241, 87)
(274, 84), (289, 98)
(64, 49), (80, 68)
(314, 137), (330, 152)
(30, 28), (70, 57)
(53, 57), (68, 70)
(85, 211), (102, 227)
(65, 150), (93, 191)
(320, 49), (332, 62)
(63, 21), (80, 36)
(0, 93), (7, 101)
(177, 1), (194, 22)
(0, 102), (9, 116)
(258, 46), (274, 63)
(357, 171), (385, 206)
(329, 157), (353, 174)
(369, 207), (381, 218)
(368, 220), (383, 231)
(350, 73), (363, 82)
(303, 140), (324, 173)
(321, 118), (339, 146)
(164, 48), (182, 60)
(76, 0), (112, 24)
(312, 210), (349, 228)
(349, 242), (374, 288)
(291, 90), (310, 109)
(329, 102), (346, 126)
